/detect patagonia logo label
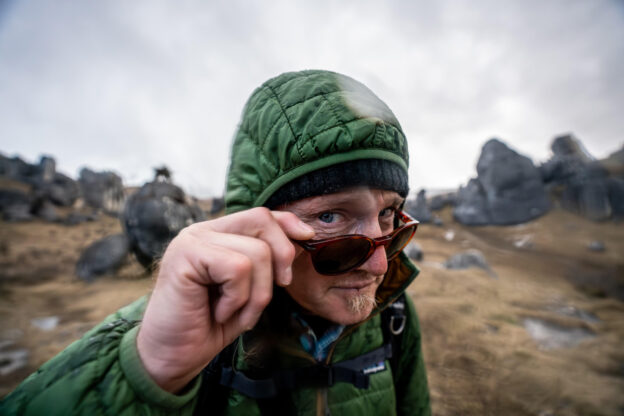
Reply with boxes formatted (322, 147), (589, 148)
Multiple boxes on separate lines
(362, 361), (386, 375)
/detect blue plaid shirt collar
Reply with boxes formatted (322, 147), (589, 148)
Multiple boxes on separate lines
(291, 312), (345, 362)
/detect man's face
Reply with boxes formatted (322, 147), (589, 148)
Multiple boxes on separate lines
(281, 187), (404, 325)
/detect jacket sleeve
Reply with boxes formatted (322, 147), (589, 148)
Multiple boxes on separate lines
(395, 294), (431, 416)
(0, 296), (202, 416)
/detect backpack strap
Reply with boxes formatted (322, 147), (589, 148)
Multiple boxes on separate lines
(193, 293), (407, 412)
(218, 342), (393, 399)
(193, 338), (239, 416)
(381, 292), (407, 380)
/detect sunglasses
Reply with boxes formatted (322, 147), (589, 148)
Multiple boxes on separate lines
(294, 211), (419, 275)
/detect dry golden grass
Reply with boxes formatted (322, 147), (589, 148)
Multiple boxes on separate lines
(0, 206), (623, 415)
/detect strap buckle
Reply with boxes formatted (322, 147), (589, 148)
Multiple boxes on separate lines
(389, 315), (406, 335)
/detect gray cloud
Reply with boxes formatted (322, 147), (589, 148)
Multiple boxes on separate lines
(0, 0), (622, 197)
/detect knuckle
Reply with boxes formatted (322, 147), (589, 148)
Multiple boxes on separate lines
(281, 243), (296, 263)
(252, 290), (273, 309)
(250, 206), (272, 221)
(232, 255), (253, 277)
(255, 240), (272, 262)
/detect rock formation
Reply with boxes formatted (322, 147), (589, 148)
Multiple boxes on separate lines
(76, 233), (130, 282)
(540, 134), (624, 220)
(454, 139), (550, 225)
(122, 178), (205, 270)
(78, 168), (125, 214)
(404, 189), (432, 223)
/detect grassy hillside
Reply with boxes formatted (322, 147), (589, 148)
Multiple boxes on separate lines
(0, 207), (622, 415)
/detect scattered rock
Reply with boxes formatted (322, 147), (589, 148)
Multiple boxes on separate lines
(123, 180), (205, 269)
(64, 211), (98, 226)
(523, 318), (594, 350)
(433, 216), (444, 227)
(405, 190), (432, 223)
(0, 341), (29, 376)
(31, 316), (60, 331)
(76, 233), (130, 281)
(444, 230), (455, 242)
(587, 241), (606, 252)
(31, 199), (58, 222)
(444, 249), (497, 278)
(547, 304), (600, 323)
(78, 168), (125, 214)
(513, 235), (534, 249)
(454, 139), (550, 225)
(405, 242), (423, 261)
(485, 323), (499, 334)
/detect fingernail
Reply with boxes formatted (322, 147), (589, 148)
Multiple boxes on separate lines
(283, 266), (292, 286)
(298, 221), (314, 234)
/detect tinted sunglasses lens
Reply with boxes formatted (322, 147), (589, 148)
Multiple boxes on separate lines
(386, 225), (416, 258)
(312, 238), (372, 275)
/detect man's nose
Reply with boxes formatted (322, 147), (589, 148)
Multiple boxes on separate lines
(359, 245), (389, 276)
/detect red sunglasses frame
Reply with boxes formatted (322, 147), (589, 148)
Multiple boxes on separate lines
(294, 210), (419, 275)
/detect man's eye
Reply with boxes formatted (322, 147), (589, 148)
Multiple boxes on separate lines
(318, 212), (336, 223)
(379, 208), (395, 218)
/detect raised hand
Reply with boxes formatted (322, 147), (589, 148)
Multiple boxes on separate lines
(136, 208), (315, 393)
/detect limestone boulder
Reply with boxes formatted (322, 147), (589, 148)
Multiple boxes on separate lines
(79, 168), (125, 214)
(454, 139), (550, 225)
(122, 180), (205, 269)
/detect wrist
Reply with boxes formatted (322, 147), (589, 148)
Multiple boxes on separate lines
(136, 325), (203, 393)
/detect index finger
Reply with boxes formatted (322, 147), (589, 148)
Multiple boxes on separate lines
(208, 207), (315, 285)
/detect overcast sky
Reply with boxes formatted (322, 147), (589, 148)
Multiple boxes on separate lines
(1, 0), (622, 198)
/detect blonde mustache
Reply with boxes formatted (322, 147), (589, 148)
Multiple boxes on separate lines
(346, 293), (378, 313)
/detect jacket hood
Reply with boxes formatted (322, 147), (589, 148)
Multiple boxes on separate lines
(225, 70), (410, 214)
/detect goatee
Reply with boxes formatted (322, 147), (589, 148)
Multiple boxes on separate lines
(346, 293), (377, 313)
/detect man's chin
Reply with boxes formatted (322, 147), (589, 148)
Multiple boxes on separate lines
(324, 294), (377, 325)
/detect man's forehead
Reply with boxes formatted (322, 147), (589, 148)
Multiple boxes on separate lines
(285, 187), (404, 213)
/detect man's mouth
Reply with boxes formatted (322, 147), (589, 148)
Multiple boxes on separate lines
(332, 277), (378, 290)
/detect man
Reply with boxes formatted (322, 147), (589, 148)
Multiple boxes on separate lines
(1, 70), (430, 415)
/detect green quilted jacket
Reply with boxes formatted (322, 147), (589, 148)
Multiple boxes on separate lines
(1, 70), (431, 415)
(0, 255), (429, 416)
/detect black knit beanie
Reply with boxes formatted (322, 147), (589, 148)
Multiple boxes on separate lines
(264, 159), (409, 209)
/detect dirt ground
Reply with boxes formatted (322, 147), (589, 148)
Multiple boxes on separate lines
(0, 206), (623, 415)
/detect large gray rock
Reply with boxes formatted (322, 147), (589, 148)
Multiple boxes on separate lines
(0, 154), (39, 183)
(454, 139), (550, 225)
(33, 172), (80, 207)
(76, 233), (130, 281)
(453, 179), (490, 225)
(123, 180), (205, 269)
(0, 154), (65, 187)
(404, 190), (432, 223)
(0, 189), (32, 222)
(560, 177), (612, 221)
(78, 168), (125, 214)
(31, 199), (58, 222)
(541, 134), (622, 221)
